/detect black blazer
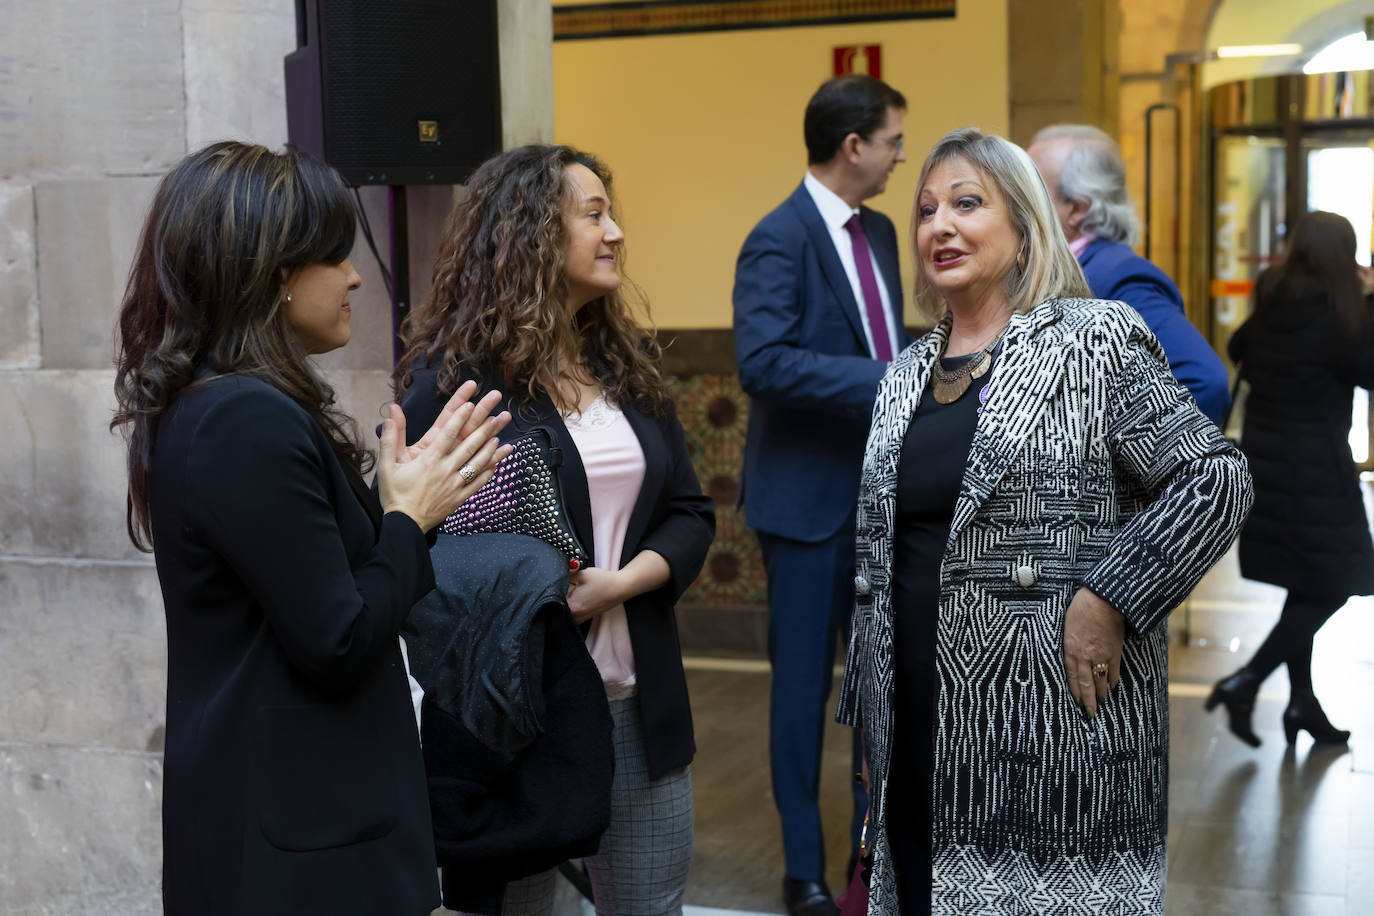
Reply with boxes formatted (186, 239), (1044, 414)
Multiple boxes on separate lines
(400, 362), (716, 779)
(149, 373), (440, 916)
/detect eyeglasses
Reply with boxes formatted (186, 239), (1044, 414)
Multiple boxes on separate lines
(866, 133), (904, 152)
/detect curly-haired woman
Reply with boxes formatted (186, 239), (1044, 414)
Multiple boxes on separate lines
(396, 144), (715, 915)
(112, 141), (512, 915)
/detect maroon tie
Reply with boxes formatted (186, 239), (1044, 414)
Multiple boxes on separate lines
(844, 214), (893, 361)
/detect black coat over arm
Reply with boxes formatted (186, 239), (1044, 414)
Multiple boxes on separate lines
(399, 362), (716, 779)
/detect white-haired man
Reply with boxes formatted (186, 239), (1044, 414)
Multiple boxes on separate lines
(1029, 124), (1229, 422)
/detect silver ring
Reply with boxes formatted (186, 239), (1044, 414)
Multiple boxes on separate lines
(458, 464), (477, 484)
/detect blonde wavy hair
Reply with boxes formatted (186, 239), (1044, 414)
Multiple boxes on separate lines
(911, 127), (1089, 323)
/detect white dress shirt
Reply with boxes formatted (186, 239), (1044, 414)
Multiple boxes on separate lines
(803, 171), (899, 360)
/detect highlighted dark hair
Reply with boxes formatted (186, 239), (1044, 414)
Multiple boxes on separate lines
(396, 144), (668, 416)
(112, 141), (364, 551)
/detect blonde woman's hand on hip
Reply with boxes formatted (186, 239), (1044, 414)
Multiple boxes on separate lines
(1063, 587), (1124, 719)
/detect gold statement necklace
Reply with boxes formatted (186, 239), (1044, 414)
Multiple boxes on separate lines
(931, 324), (1008, 405)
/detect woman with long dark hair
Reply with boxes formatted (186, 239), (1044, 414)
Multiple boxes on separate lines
(396, 144), (715, 915)
(1207, 210), (1374, 747)
(112, 141), (511, 915)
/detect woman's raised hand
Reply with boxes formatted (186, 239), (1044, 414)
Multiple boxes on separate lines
(376, 383), (513, 532)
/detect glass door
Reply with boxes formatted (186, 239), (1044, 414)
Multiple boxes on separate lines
(1210, 135), (1285, 372)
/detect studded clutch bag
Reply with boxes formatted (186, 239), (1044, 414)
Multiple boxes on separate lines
(438, 426), (589, 569)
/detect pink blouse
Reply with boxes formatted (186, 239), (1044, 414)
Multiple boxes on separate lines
(562, 393), (646, 699)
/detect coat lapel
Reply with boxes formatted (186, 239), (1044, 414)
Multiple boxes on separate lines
(343, 464), (384, 533)
(789, 185), (871, 354)
(867, 320), (948, 495)
(620, 404), (667, 561)
(946, 300), (1068, 548)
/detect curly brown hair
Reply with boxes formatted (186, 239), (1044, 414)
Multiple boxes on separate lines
(112, 141), (369, 551)
(395, 145), (668, 415)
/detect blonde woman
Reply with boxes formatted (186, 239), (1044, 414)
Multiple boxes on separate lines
(838, 128), (1252, 914)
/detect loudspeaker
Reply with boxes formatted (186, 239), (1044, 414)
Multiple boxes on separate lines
(284, 0), (502, 186)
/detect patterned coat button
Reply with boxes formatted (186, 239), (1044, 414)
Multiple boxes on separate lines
(854, 575), (871, 596)
(1014, 565), (1036, 588)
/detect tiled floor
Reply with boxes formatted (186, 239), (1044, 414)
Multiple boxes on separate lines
(675, 546), (1374, 915)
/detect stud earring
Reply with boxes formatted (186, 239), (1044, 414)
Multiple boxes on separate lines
(285, 292), (293, 303)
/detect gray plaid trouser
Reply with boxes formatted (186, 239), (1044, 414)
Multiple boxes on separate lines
(463, 694), (694, 916)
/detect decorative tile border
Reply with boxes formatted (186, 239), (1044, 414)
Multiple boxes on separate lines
(553, 0), (955, 41)
(662, 326), (929, 652)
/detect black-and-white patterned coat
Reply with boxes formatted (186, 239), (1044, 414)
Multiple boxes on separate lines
(838, 298), (1252, 915)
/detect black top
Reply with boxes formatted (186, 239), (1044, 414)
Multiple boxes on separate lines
(886, 350), (994, 913)
(1230, 275), (1374, 598)
(399, 360), (716, 779)
(892, 350), (995, 637)
(150, 373), (440, 916)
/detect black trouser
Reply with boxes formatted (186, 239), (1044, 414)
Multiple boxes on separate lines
(1244, 591), (1346, 692)
(886, 590), (935, 915)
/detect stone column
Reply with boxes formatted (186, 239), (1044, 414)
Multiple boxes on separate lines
(0, 3), (185, 911)
(1007, 0), (1122, 146)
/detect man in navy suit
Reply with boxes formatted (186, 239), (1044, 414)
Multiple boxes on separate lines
(733, 74), (909, 916)
(1028, 123), (1230, 422)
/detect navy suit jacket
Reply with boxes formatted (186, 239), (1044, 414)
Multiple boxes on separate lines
(733, 182), (908, 543)
(1078, 237), (1230, 423)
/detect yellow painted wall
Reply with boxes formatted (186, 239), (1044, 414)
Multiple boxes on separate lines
(552, 0), (1009, 328)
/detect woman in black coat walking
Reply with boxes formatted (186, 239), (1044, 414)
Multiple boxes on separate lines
(1207, 210), (1374, 747)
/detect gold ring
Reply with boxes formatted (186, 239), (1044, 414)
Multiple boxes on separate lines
(1092, 663), (1109, 678)
(459, 464), (478, 484)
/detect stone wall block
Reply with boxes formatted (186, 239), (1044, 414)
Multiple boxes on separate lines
(0, 369), (405, 561)
(317, 368), (396, 458)
(183, 0), (297, 150)
(0, 559), (164, 750)
(0, 183), (39, 368)
(0, 370), (139, 561)
(0, 746), (161, 915)
(36, 177), (160, 371)
(0, 1), (184, 176)
(293, 186), (393, 373)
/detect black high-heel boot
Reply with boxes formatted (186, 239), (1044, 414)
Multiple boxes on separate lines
(1205, 669), (1264, 747)
(1282, 689), (1350, 745)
